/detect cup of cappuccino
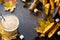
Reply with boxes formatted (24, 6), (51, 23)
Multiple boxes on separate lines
(1, 14), (19, 39)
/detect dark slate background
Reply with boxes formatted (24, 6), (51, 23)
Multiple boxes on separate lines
(0, 0), (60, 40)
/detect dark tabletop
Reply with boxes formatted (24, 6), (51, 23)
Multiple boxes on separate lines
(0, 0), (60, 40)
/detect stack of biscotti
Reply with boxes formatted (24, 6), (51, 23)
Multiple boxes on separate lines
(44, 0), (59, 15)
(35, 18), (60, 38)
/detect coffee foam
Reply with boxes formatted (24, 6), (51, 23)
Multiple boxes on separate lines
(1, 15), (19, 31)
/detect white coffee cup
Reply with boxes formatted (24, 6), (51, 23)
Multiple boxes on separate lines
(1, 14), (19, 39)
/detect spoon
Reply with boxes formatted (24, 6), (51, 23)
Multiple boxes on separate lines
(0, 12), (5, 21)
